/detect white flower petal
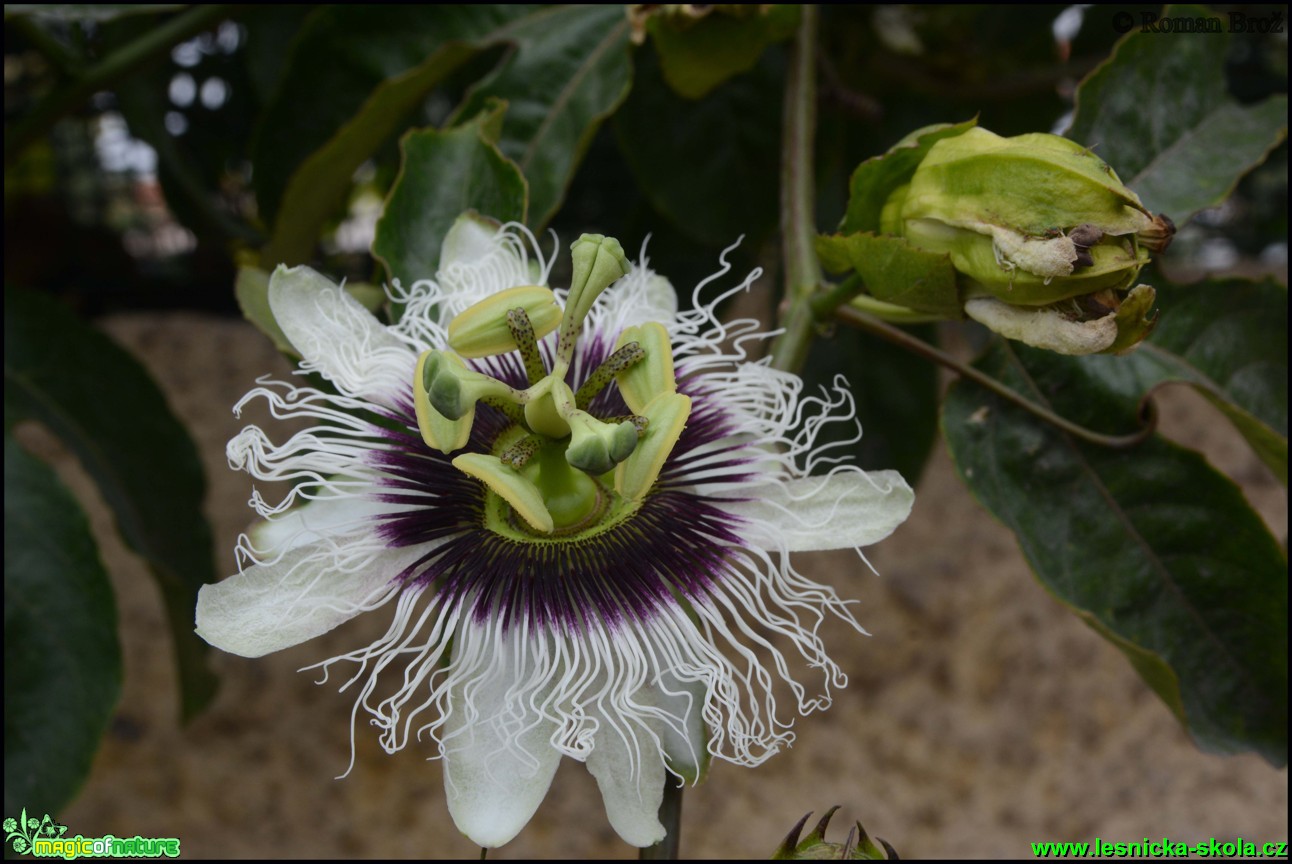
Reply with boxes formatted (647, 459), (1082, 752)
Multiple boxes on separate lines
(435, 217), (545, 324)
(440, 211), (503, 272)
(443, 629), (563, 848)
(964, 296), (1118, 356)
(586, 713), (667, 847)
(267, 265), (411, 405)
(249, 491), (422, 554)
(195, 544), (404, 658)
(640, 675), (708, 782)
(724, 470), (915, 552)
(597, 265), (679, 332)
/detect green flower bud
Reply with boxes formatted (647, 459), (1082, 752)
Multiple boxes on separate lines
(772, 807), (897, 861)
(819, 120), (1176, 355)
(884, 126), (1161, 305)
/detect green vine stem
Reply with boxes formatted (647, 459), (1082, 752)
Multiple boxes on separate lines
(6, 6), (234, 167)
(769, 4), (821, 375)
(832, 303), (1159, 449)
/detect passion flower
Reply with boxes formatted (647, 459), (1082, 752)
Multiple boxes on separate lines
(196, 214), (914, 848)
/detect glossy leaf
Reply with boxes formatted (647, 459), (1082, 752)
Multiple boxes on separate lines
(3, 288), (217, 720)
(1103, 274), (1287, 484)
(451, 5), (633, 230)
(943, 338), (1288, 765)
(643, 5), (798, 100)
(4, 435), (122, 817)
(372, 102), (528, 288)
(255, 5), (531, 265)
(1067, 3), (1289, 223)
(614, 46), (782, 246)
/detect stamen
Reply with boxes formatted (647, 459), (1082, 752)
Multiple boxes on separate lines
(423, 350), (526, 420)
(413, 349), (473, 454)
(614, 322), (676, 413)
(575, 341), (644, 408)
(447, 285), (562, 359)
(506, 307), (548, 386)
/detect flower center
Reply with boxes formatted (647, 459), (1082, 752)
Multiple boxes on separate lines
(413, 234), (693, 537)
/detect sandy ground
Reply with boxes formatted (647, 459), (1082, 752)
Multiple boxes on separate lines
(22, 309), (1286, 859)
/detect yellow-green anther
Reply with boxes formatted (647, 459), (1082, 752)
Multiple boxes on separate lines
(500, 434), (542, 469)
(423, 350), (522, 420)
(453, 453), (554, 535)
(447, 285), (562, 359)
(565, 411), (639, 476)
(413, 349), (473, 453)
(558, 234), (630, 363)
(575, 341), (645, 408)
(615, 391), (692, 501)
(613, 322), (675, 413)
(506, 307), (548, 386)
(523, 376), (575, 439)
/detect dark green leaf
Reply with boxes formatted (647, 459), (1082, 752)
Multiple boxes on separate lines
(798, 324), (939, 485)
(3, 288), (217, 720)
(255, 5), (531, 265)
(614, 45), (782, 246)
(4, 435), (122, 817)
(644, 5), (798, 100)
(372, 101), (528, 287)
(839, 118), (977, 234)
(1067, 4), (1289, 223)
(1115, 274), (1287, 483)
(451, 5), (633, 230)
(943, 338), (1287, 765)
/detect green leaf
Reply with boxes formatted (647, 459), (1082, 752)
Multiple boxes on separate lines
(4, 435), (122, 817)
(644, 5), (798, 100)
(451, 5), (633, 230)
(1067, 4), (1289, 223)
(943, 339), (1288, 765)
(1116, 274), (1287, 484)
(839, 118), (977, 235)
(614, 45), (782, 246)
(3, 288), (218, 721)
(372, 101), (528, 288)
(815, 232), (961, 317)
(798, 324), (939, 485)
(255, 5), (532, 266)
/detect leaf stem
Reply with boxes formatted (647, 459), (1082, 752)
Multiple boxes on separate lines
(833, 304), (1158, 449)
(639, 781), (683, 860)
(6, 5), (234, 166)
(769, 4), (820, 375)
